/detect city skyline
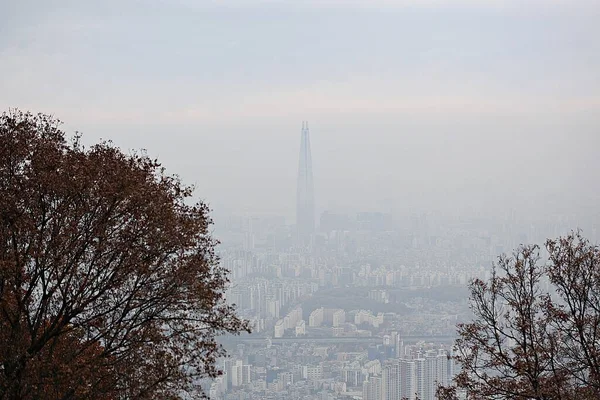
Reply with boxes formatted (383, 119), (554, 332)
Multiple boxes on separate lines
(3, 1), (599, 220)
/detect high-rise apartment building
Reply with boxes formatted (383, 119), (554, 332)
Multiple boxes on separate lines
(309, 307), (324, 327)
(362, 376), (383, 400)
(230, 360), (251, 387)
(382, 362), (400, 400)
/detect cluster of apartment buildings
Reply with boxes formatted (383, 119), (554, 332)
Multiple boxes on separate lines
(273, 307), (388, 339)
(208, 334), (455, 400)
(363, 350), (452, 400)
(308, 308), (346, 327)
(274, 307), (304, 338)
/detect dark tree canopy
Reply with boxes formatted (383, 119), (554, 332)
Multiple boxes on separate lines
(439, 232), (600, 400)
(0, 111), (249, 399)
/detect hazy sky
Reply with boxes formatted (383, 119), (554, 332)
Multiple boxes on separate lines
(2, 0), (599, 220)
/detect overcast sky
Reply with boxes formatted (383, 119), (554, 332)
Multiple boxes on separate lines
(2, 0), (599, 221)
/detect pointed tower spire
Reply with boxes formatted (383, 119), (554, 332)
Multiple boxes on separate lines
(296, 121), (315, 242)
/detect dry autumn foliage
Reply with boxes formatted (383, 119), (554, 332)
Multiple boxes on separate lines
(438, 232), (600, 400)
(0, 111), (250, 399)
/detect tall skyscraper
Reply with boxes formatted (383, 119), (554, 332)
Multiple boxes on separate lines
(296, 121), (315, 241)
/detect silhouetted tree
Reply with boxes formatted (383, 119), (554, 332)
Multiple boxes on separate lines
(0, 111), (250, 399)
(438, 232), (600, 400)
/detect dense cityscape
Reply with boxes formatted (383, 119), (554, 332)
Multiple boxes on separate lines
(208, 123), (594, 400)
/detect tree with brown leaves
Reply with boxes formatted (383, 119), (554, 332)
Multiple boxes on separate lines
(0, 111), (250, 399)
(438, 232), (600, 400)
